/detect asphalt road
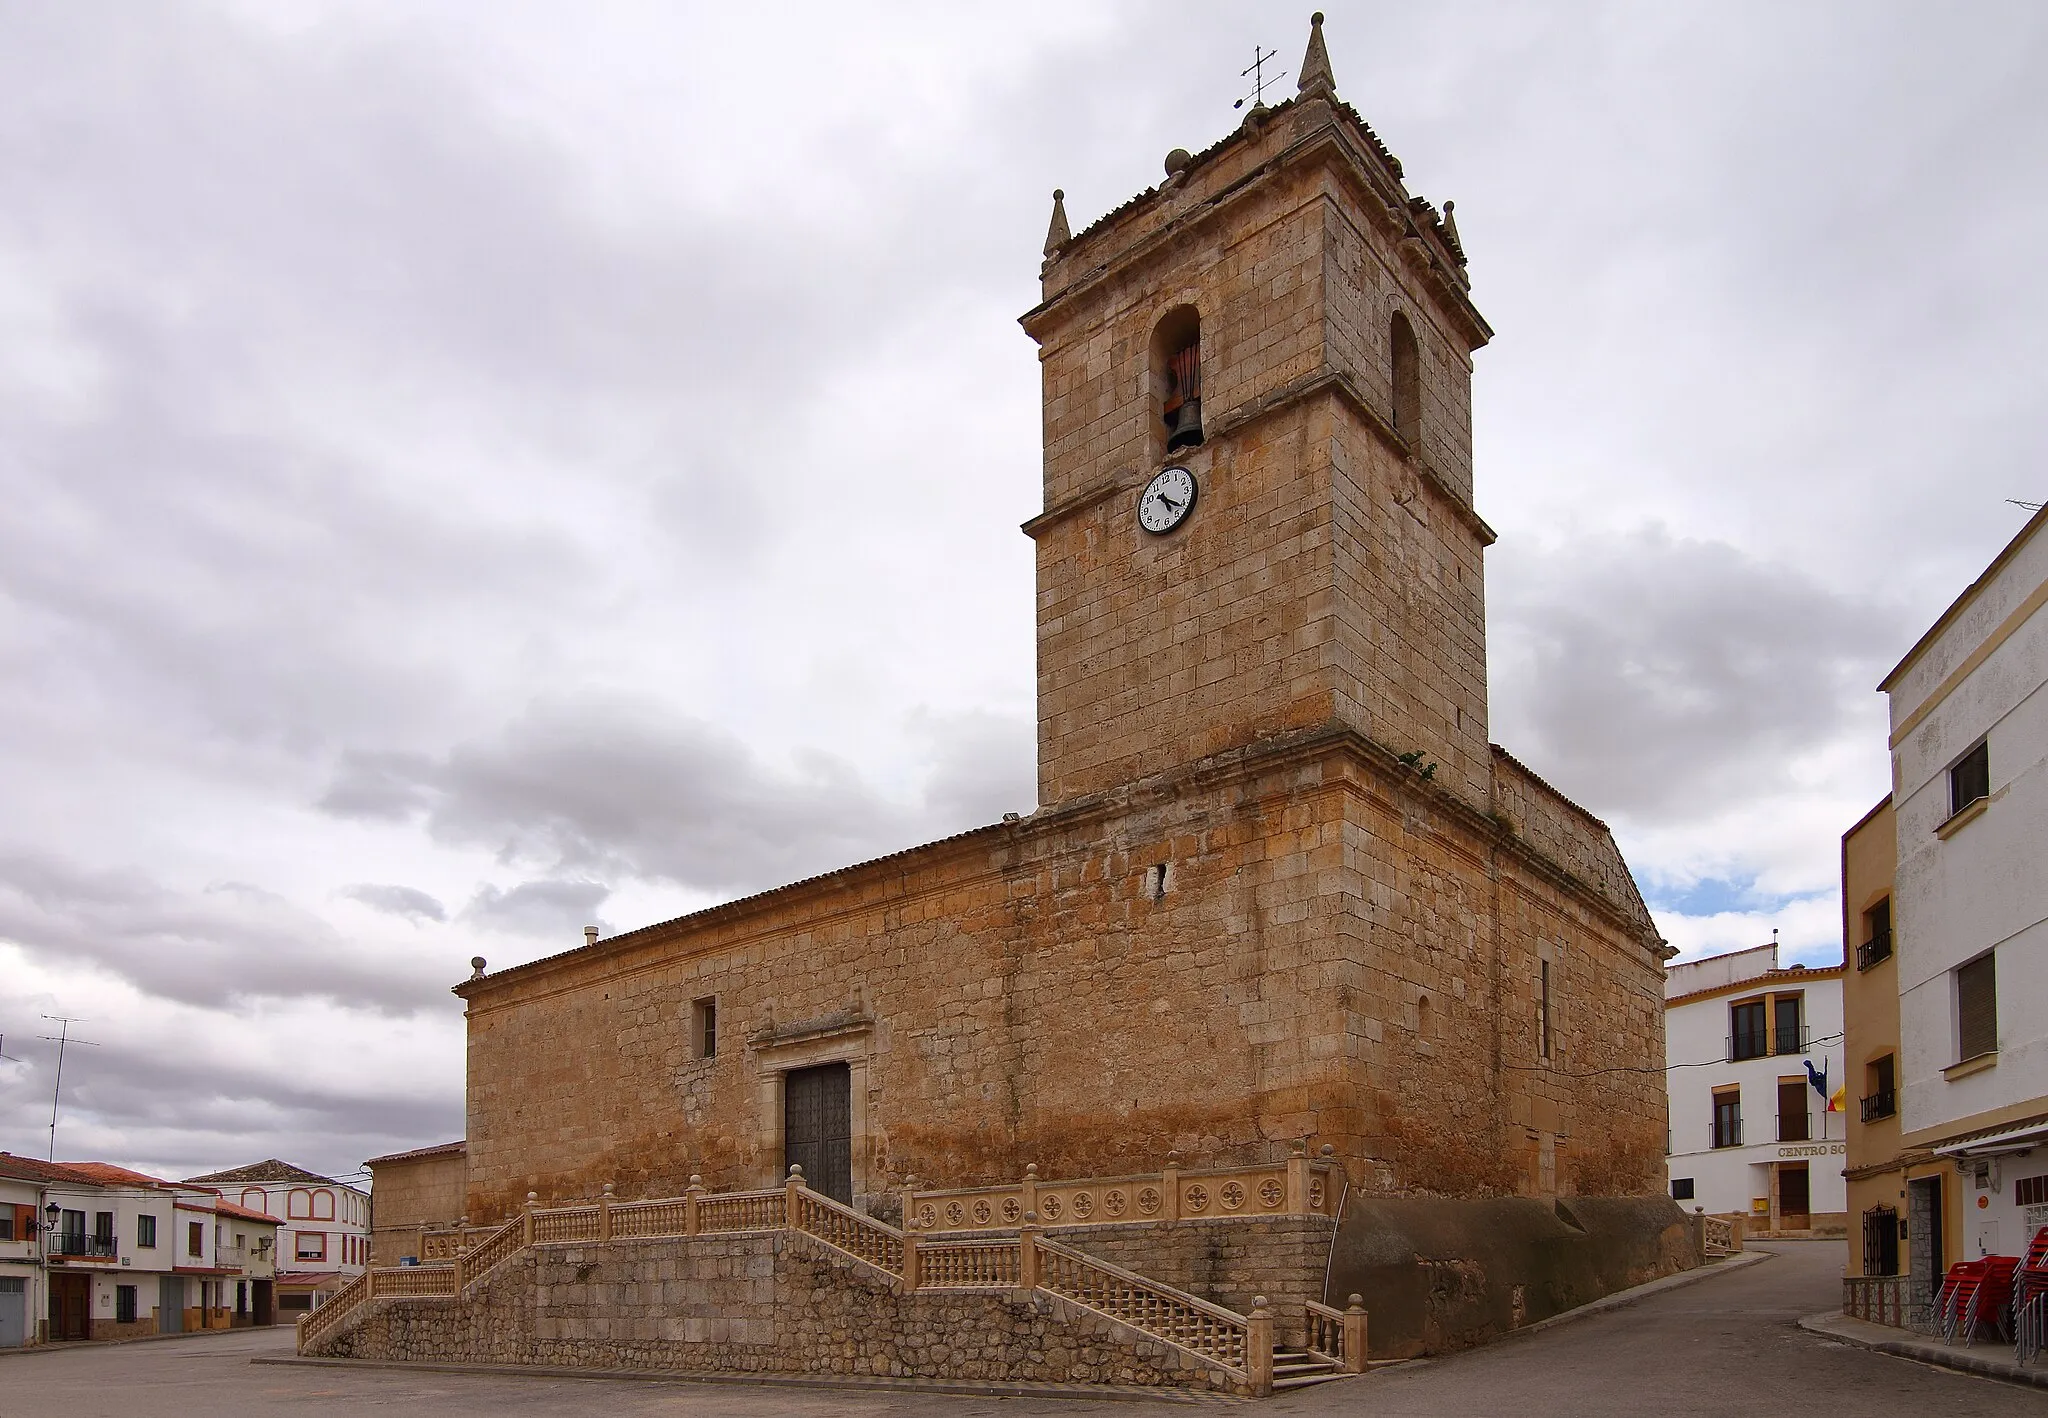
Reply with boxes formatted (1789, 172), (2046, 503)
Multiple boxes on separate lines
(3, 1242), (2039, 1417)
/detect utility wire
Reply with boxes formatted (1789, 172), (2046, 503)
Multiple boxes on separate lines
(1498, 1031), (1845, 1079)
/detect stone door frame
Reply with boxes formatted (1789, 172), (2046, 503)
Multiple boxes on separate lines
(749, 1018), (873, 1200)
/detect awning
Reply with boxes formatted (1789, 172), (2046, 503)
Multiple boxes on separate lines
(1933, 1117), (2048, 1158)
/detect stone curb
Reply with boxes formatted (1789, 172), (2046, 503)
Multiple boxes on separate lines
(1496, 1250), (1772, 1345)
(253, 1354), (1246, 1404)
(1797, 1310), (2048, 1391)
(0, 1324), (275, 1359)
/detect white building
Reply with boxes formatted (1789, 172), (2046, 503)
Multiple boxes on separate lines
(181, 1159), (368, 1313)
(1882, 505), (2048, 1262)
(1664, 944), (1847, 1234)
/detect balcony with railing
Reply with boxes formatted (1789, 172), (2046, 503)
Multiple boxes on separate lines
(1711, 1114), (1744, 1149)
(1778, 1109), (1813, 1143)
(1856, 929), (1893, 971)
(1727, 1025), (1812, 1063)
(50, 1232), (117, 1259)
(1860, 1089), (1896, 1123)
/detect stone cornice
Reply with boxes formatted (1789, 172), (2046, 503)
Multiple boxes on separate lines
(1020, 369), (1495, 548)
(460, 723), (1660, 1014)
(1022, 107), (1489, 354)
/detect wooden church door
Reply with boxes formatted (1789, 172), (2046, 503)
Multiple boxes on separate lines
(783, 1062), (852, 1204)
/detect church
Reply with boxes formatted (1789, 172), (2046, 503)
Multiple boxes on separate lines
(345, 16), (1695, 1379)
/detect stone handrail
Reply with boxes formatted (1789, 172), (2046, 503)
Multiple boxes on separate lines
(457, 1212), (530, 1294)
(907, 1149), (1339, 1234)
(1035, 1233), (1260, 1380)
(1304, 1296), (1367, 1371)
(295, 1269), (371, 1350)
(1702, 1215), (1735, 1257)
(788, 1172), (904, 1278)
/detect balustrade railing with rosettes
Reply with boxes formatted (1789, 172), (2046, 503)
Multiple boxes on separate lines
(904, 1147), (1342, 1235)
(313, 1163), (1362, 1394)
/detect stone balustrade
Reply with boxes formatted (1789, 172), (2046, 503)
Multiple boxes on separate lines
(904, 1146), (1343, 1235)
(308, 1164), (1341, 1395)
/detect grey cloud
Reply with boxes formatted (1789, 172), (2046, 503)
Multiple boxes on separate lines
(464, 879), (611, 940)
(317, 696), (1035, 897)
(1489, 527), (1908, 821)
(340, 883), (448, 925)
(0, 852), (450, 1015)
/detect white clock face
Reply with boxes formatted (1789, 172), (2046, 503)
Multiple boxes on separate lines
(1138, 466), (1197, 534)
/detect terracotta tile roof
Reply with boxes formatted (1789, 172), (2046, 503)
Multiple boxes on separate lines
(182, 1158), (340, 1186)
(213, 1199), (280, 1225)
(57, 1161), (174, 1189)
(0, 1152), (109, 1187)
(365, 1139), (465, 1167)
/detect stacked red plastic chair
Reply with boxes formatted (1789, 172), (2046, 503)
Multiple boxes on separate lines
(1960, 1255), (2020, 1345)
(1937, 1260), (1983, 1343)
(2016, 1228), (2048, 1365)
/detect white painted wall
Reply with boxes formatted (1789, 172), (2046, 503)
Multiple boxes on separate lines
(1664, 951), (1846, 1222)
(228, 1179), (370, 1274)
(1889, 518), (2048, 1138)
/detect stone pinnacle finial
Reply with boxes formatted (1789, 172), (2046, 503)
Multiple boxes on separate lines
(1298, 12), (1336, 100)
(1441, 199), (1467, 263)
(1044, 188), (1071, 257)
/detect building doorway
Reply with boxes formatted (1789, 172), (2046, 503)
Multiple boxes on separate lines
(253, 1279), (274, 1326)
(1778, 1162), (1810, 1230)
(158, 1276), (184, 1333)
(49, 1273), (90, 1341)
(784, 1062), (852, 1204)
(0, 1276), (26, 1348)
(1908, 1175), (1945, 1327)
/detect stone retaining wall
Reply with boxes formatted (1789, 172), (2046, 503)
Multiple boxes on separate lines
(309, 1232), (1246, 1394)
(1049, 1215), (1334, 1340)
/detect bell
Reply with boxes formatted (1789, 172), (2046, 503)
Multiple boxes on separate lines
(1165, 399), (1204, 452)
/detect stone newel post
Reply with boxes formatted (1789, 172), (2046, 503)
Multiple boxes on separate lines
(785, 1164), (806, 1223)
(597, 1182), (613, 1241)
(522, 1192), (537, 1246)
(1343, 1294), (1368, 1372)
(685, 1175), (704, 1236)
(1017, 1212), (1041, 1292)
(1247, 1296), (1275, 1395)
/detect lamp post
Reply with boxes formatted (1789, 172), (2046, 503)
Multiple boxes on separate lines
(43, 1201), (60, 1260)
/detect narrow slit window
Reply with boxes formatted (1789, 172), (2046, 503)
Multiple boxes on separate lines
(1391, 311), (1421, 441)
(692, 997), (718, 1060)
(1538, 959), (1552, 1059)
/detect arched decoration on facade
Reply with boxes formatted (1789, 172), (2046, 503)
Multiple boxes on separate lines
(312, 1188), (335, 1220)
(1391, 309), (1421, 443)
(287, 1188), (312, 1219)
(240, 1188), (267, 1213)
(1150, 305), (1204, 456)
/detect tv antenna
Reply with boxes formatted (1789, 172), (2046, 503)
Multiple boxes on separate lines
(39, 1014), (101, 1161)
(1233, 45), (1286, 110)
(0, 1034), (20, 1064)
(2009, 498), (2044, 512)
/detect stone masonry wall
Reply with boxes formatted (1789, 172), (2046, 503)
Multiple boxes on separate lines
(368, 1150), (466, 1266)
(457, 730), (1666, 1225)
(315, 1233), (1246, 1394)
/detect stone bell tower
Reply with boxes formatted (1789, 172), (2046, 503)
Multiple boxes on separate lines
(1022, 14), (1496, 810)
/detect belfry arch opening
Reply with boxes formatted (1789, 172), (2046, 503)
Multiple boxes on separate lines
(1150, 306), (1203, 456)
(1390, 310), (1421, 443)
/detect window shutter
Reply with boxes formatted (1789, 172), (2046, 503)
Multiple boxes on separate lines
(1957, 954), (1998, 1060)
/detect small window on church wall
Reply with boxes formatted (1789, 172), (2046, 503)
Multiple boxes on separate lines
(1538, 959), (1553, 1059)
(693, 997), (718, 1059)
(1391, 311), (1421, 442)
(1150, 307), (1203, 455)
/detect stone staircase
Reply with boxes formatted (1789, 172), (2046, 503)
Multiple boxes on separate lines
(299, 1170), (1371, 1397)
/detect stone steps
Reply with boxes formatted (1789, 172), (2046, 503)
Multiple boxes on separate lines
(1270, 1347), (1348, 1389)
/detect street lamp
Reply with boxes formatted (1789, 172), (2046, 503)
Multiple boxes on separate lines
(43, 1202), (59, 1251)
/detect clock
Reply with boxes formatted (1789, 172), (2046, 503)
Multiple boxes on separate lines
(1137, 466), (1197, 534)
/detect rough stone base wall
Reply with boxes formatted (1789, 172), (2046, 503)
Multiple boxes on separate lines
(311, 1232), (1245, 1394)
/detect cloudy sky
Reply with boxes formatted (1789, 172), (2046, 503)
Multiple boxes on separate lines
(1, 1), (2043, 1183)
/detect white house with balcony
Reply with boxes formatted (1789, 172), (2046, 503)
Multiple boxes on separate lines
(1883, 505), (2048, 1264)
(1664, 943), (1847, 1235)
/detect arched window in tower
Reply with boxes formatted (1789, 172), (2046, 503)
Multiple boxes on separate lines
(1390, 310), (1421, 443)
(1151, 306), (1204, 455)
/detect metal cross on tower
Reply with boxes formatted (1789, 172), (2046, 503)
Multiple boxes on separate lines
(1233, 45), (1286, 111)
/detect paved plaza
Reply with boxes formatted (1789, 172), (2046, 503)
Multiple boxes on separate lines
(5, 1243), (2041, 1417)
